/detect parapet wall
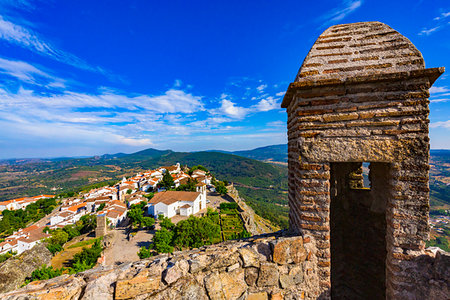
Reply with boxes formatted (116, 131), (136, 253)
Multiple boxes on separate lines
(1, 233), (448, 300)
(0, 232), (324, 300)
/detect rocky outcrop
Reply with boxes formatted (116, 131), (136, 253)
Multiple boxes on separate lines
(0, 243), (52, 293)
(0, 232), (323, 300)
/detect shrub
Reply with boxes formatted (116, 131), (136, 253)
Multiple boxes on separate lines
(137, 246), (153, 259)
(30, 265), (64, 282)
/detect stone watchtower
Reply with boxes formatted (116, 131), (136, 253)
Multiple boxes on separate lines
(281, 22), (444, 299)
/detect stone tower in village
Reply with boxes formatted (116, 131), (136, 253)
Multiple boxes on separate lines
(281, 21), (445, 298)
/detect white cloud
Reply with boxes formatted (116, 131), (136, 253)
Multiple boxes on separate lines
(430, 120), (450, 128)
(319, 0), (362, 26)
(418, 26), (440, 36)
(434, 12), (450, 21)
(253, 97), (279, 112)
(430, 98), (450, 103)
(0, 56), (65, 87)
(430, 86), (449, 94)
(256, 84), (267, 93)
(275, 91), (286, 97)
(215, 99), (249, 119)
(0, 16), (106, 74)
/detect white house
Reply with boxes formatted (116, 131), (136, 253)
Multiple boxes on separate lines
(16, 230), (50, 254)
(147, 190), (206, 218)
(50, 211), (75, 226)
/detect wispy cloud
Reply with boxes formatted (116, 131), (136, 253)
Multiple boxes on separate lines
(419, 26), (440, 36)
(434, 12), (450, 21)
(430, 120), (450, 128)
(318, 0), (363, 26)
(0, 16), (107, 75)
(0, 56), (65, 87)
(256, 84), (267, 93)
(430, 98), (450, 103)
(419, 10), (450, 36)
(430, 86), (450, 94)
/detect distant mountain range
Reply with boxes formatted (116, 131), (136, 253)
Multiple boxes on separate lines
(0, 145), (448, 227)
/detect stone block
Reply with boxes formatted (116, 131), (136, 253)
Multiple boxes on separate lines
(257, 263), (279, 287)
(245, 267), (259, 286)
(272, 237), (306, 265)
(248, 292), (269, 300)
(239, 248), (261, 267)
(204, 270), (246, 300)
(115, 275), (160, 299)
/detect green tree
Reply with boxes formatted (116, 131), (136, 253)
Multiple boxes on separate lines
(160, 172), (174, 189)
(126, 189), (132, 194)
(158, 215), (175, 230)
(172, 215), (221, 249)
(48, 230), (69, 246)
(63, 225), (80, 240)
(137, 246), (153, 259)
(215, 183), (227, 195)
(70, 239), (103, 272)
(176, 178), (198, 192)
(142, 217), (155, 229)
(78, 214), (97, 233)
(96, 203), (106, 212)
(152, 228), (174, 253)
(127, 208), (144, 227)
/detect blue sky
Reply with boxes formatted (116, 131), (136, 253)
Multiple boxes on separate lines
(0, 0), (449, 158)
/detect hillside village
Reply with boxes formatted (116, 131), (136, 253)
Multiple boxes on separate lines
(0, 163), (216, 257)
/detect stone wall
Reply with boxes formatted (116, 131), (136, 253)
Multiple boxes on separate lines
(0, 232), (324, 300)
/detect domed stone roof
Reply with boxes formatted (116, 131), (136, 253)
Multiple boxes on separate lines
(295, 21), (424, 82)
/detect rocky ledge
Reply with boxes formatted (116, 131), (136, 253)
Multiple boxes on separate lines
(0, 232), (323, 300)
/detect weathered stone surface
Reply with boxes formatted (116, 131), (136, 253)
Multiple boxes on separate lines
(227, 262), (240, 272)
(162, 259), (189, 285)
(149, 276), (208, 300)
(115, 273), (160, 299)
(0, 243), (52, 293)
(204, 270), (246, 300)
(239, 248), (260, 267)
(279, 274), (294, 289)
(245, 267), (259, 286)
(82, 269), (117, 300)
(248, 291), (269, 300)
(272, 237), (306, 265)
(1, 274), (84, 300)
(257, 263), (280, 287)
(289, 265), (304, 284)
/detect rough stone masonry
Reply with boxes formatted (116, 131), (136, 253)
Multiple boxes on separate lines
(0, 21), (449, 300)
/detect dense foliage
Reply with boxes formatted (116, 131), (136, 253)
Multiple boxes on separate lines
(127, 201), (153, 229)
(0, 197), (57, 237)
(29, 265), (64, 282)
(159, 171), (174, 189)
(140, 213), (221, 257)
(70, 239), (103, 273)
(46, 214), (97, 254)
